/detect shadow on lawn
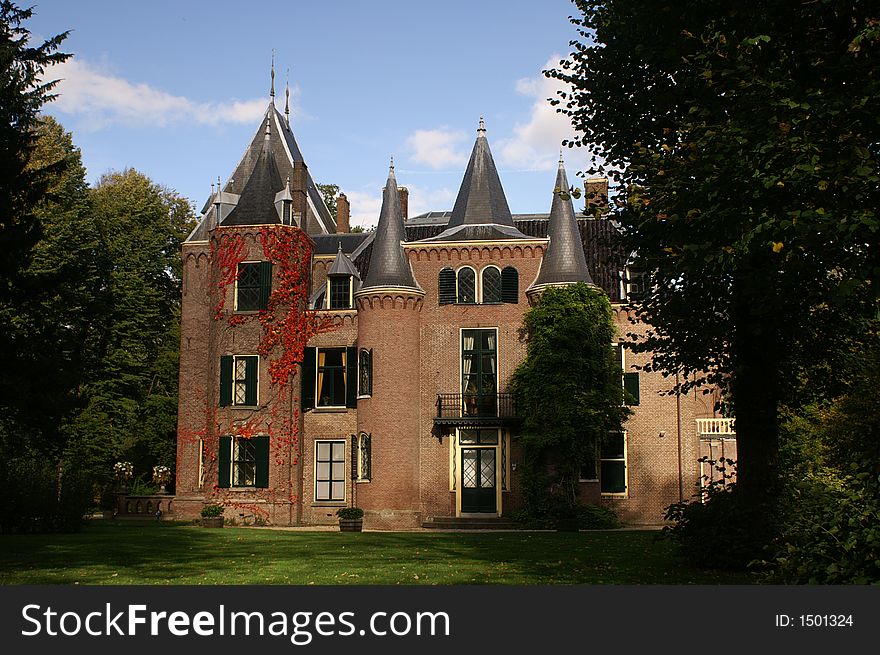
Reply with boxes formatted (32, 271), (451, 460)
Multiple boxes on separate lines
(0, 522), (752, 585)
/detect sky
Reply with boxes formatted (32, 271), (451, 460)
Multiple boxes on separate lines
(28, 0), (591, 229)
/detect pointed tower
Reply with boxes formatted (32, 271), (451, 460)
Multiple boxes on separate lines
(354, 162), (425, 529)
(222, 116), (284, 226)
(427, 118), (527, 241)
(526, 154), (595, 302)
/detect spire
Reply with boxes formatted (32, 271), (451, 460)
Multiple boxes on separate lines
(360, 162), (420, 290)
(270, 50), (276, 101)
(529, 157), (594, 290)
(284, 69), (290, 128)
(264, 112), (271, 141)
(446, 117), (515, 230)
(327, 241), (361, 279)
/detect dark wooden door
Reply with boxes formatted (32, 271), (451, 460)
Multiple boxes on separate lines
(461, 448), (496, 513)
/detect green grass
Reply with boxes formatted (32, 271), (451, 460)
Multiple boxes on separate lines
(0, 521), (754, 585)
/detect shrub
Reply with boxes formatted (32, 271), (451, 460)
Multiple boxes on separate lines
(336, 507), (364, 520)
(0, 457), (91, 533)
(200, 504), (224, 518)
(512, 502), (620, 530)
(762, 469), (880, 584)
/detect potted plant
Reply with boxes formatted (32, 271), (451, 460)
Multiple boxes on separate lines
(336, 507), (364, 532)
(113, 461), (133, 493)
(152, 465), (171, 494)
(200, 504), (225, 528)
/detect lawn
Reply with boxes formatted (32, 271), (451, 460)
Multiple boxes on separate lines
(0, 521), (754, 585)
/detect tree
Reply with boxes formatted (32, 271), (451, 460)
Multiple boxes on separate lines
(547, 1), (879, 515)
(316, 182), (339, 218)
(0, 3), (70, 454)
(510, 283), (630, 515)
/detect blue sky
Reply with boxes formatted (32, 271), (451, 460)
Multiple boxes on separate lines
(30, 0), (590, 228)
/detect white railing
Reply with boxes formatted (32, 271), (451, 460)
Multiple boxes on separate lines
(696, 418), (736, 436)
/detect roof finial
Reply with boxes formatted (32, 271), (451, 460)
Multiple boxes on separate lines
(270, 50), (276, 100)
(478, 116), (486, 133)
(265, 113), (271, 141)
(217, 175), (221, 192)
(559, 149), (565, 166)
(390, 156), (395, 172)
(284, 68), (290, 127)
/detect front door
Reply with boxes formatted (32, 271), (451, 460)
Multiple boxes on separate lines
(461, 447), (496, 513)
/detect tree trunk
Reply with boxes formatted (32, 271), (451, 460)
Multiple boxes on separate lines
(730, 260), (780, 508)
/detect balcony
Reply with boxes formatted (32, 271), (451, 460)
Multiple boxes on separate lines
(696, 418), (736, 437)
(434, 393), (521, 429)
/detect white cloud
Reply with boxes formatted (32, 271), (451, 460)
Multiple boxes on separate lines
(346, 189), (383, 230)
(46, 58), (270, 130)
(498, 55), (585, 172)
(405, 127), (468, 170)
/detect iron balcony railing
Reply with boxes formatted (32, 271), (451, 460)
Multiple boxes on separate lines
(435, 393), (520, 422)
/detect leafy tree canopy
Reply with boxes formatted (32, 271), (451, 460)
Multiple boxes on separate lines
(547, 0), (879, 503)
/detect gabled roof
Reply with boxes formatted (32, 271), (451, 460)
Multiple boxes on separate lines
(422, 119), (527, 242)
(359, 163), (420, 291)
(529, 157), (595, 289)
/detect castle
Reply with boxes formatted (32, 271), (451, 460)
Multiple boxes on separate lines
(173, 83), (732, 528)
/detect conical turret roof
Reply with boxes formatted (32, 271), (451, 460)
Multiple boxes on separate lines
(530, 156), (594, 289)
(360, 163), (420, 290)
(328, 242), (361, 279)
(424, 119), (527, 241)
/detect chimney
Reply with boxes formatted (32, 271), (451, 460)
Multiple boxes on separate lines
(398, 186), (409, 221)
(336, 193), (350, 233)
(585, 177), (609, 215)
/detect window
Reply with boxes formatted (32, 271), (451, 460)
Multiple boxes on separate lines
(481, 267), (502, 303)
(461, 329), (497, 417)
(456, 267), (476, 304)
(625, 267), (646, 302)
(218, 435), (269, 488)
(600, 432), (627, 495)
(358, 348), (372, 397)
(301, 347), (358, 410)
(614, 344), (640, 406)
(354, 432), (371, 482)
(315, 440), (345, 501)
(219, 355), (258, 407)
(328, 277), (352, 309)
(235, 262), (272, 311)
(579, 449), (598, 481)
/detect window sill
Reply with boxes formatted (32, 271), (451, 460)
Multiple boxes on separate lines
(312, 407), (349, 413)
(232, 310), (262, 315)
(228, 405), (260, 410)
(601, 493), (628, 498)
(579, 479), (599, 483)
(311, 502), (347, 507)
(356, 395), (372, 400)
(355, 479), (371, 484)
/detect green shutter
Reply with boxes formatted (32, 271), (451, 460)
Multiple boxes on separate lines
(218, 436), (231, 488)
(253, 436), (269, 488)
(219, 356), (233, 406)
(259, 261), (273, 309)
(624, 372), (640, 406)
(438, 268), (456, 304)
(501, 266), (519, 303)
(244, 356), (258, 406)
(301, 347), (316, 410)
(346, 346), (358, 408)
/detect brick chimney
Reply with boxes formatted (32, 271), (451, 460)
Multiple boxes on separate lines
(585, 177), (608, 215)
(336, 192), (350, 233)
(398, 186), (408, 221)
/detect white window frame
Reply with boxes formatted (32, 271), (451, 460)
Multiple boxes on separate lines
(325, 276), (353, 310)
(480, 265), (502, 304)
(355, 432), (371, 483)
(315, 347), (347, 409)
(229, 354), (259, 408)
(600, 431), (628, 497)
(314, 439), (346, 502)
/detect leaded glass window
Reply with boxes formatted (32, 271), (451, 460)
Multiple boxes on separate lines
(236, 262), (261, 311)
(329, 277), (351, 309)
(456, 267), (476, 304)
(482, 267), (502, 303)
(232, 437), (256, 487)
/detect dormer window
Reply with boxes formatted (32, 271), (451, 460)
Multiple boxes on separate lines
(328, 276), (353, 309)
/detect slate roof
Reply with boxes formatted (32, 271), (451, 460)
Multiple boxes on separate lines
(311, 233), (371, 256)
(221, 119), (284, 226)
(529, 158), (595, 289)
(423, 120), (527, 242)
(327, 243), (361, 278)
(360, 164), (420, 291)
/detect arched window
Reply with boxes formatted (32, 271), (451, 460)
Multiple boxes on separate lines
(481, 266), (502, 303)
(456, 267), (476, 304)
(438, 267), (456, 305)
(501, 266), (519, 303)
